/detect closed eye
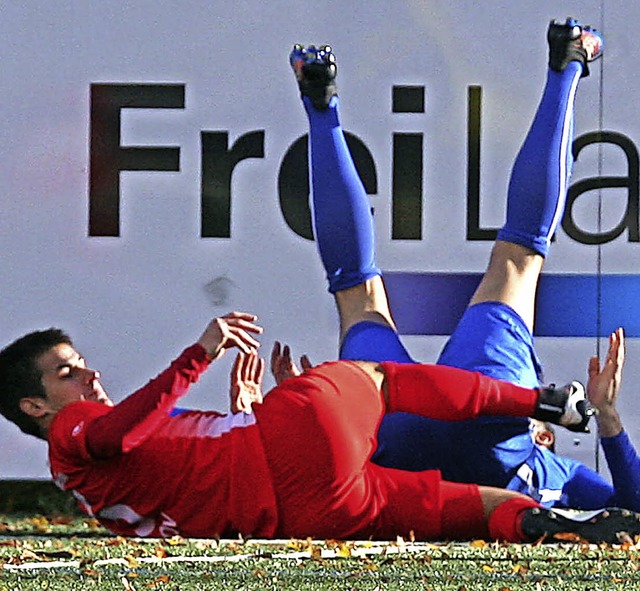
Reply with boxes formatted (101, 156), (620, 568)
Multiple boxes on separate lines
(56, 356), (87, 379)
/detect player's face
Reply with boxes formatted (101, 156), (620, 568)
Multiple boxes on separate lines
(37, 343), (114, 411)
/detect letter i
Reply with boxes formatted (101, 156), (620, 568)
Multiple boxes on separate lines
(391, 85), (424, 240)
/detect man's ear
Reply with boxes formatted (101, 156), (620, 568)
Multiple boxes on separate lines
(534, 429), (555, 449)
(19, 397), (49, 419)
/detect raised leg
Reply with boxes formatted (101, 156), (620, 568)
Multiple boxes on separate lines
(290, 44), (397, 343)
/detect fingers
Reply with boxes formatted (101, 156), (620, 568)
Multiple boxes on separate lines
(587, 355), (600, 380)
(283, 345), (296, 376)
(615, 327), (625, 369)
(270, 341), (304, 384)
(270, 341), (282, 376)
(231, 350), (255, 381)
(300, 355), (313, 371)
(270, 341), (287, 383)
(255, 356), (266, 390)
(605, 328), (625, 384)
(236, 350), (261, 382)
(589, 327), (626, 380)
(587, 328), (626, 411)
(231, 350), (241, 373)
(231, 351), (265, 413)
(221, 311), (262, 329)
(220, 313), (263, 352)
(612, 327), (625, 387)
(200, 312), (263, 359)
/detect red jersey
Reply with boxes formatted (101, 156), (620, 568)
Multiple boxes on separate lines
(48, 344), (278, 538)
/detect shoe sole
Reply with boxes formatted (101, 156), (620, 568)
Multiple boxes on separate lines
(522, 507), (640, 544)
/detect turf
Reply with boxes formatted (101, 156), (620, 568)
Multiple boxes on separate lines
(1, 482), (639, 590)
(2, 514), (640, 591)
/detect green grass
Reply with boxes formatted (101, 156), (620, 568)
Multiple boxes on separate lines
(1, 484), (640, 590)
(2, 514), (640, 590)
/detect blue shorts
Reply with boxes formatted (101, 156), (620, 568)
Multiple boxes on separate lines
(340, 302), (542, 486)
(339, 321), (415, 363)
(436, 301), (542, 387)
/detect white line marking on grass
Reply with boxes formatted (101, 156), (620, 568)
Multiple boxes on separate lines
(3, 539), (436, 571)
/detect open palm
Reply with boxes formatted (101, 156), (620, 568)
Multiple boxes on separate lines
(230, 351), (265, 414)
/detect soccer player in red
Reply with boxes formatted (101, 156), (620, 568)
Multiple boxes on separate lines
(1, 311), (637, 544)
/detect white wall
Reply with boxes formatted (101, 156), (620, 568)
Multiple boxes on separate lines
(1, 0), (638, 478)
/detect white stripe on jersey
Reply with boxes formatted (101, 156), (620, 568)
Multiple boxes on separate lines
(158, 410), (257, 440)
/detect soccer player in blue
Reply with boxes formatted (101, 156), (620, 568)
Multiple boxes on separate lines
(285, 18), (640, 511)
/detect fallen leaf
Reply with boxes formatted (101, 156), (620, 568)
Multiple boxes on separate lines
(154, 547), (167, 559)
(310, 545), (322, 559)
(470, 539), (487, 548)
(28, 516), (50, 532)
(166, 536), (184, 546)
(553, 532), (590, 545)
(125, 555), (141, 568)
(50, 515), (75, 525)
(0, 540), (18, 547)
(83, 569), (100, 577)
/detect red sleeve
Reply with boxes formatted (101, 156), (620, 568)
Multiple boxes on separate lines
(85, 344), (211, 459)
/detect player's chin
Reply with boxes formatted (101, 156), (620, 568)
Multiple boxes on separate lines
(87, 392), (114, 406)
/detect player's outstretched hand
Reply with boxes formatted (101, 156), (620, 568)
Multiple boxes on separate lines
(587, 327), (625, 437)
(198, 312), (263, 362)
(230, 351), (265, 414)
(270, 341), (313, 385)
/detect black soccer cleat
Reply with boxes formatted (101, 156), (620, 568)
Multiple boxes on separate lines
(521, 507), (640, 545)
(289, 44), (338, 110)
(547, 17), (604, 78)
(534, 381), (594, 433)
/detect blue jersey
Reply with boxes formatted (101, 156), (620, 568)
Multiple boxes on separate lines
(507, 432), (640, 511)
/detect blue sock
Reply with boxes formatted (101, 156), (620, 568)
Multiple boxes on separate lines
(304, 96), (381, 293)
(497, 62), (583, 257)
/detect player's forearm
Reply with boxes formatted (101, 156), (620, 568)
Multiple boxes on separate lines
(601, 429), (640, 511)
(86, 344), (211, 458)
(596, 407), (623, 438)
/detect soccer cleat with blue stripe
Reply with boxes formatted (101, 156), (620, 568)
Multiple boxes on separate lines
(548, 17), (604, 77)
(289, 44), (338, 110)
(521, 507), (640, 545)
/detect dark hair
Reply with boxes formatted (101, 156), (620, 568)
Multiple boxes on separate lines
(0, 329), (73, 439)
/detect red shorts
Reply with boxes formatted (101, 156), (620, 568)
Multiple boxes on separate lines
(254, 361), (483, 540)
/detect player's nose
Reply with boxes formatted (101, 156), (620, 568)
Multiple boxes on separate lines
(84, 367), (101, 382)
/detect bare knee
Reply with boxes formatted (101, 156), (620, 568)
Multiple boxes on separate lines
(334, 276), (396, 341)
(470, 241), (543, 329)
